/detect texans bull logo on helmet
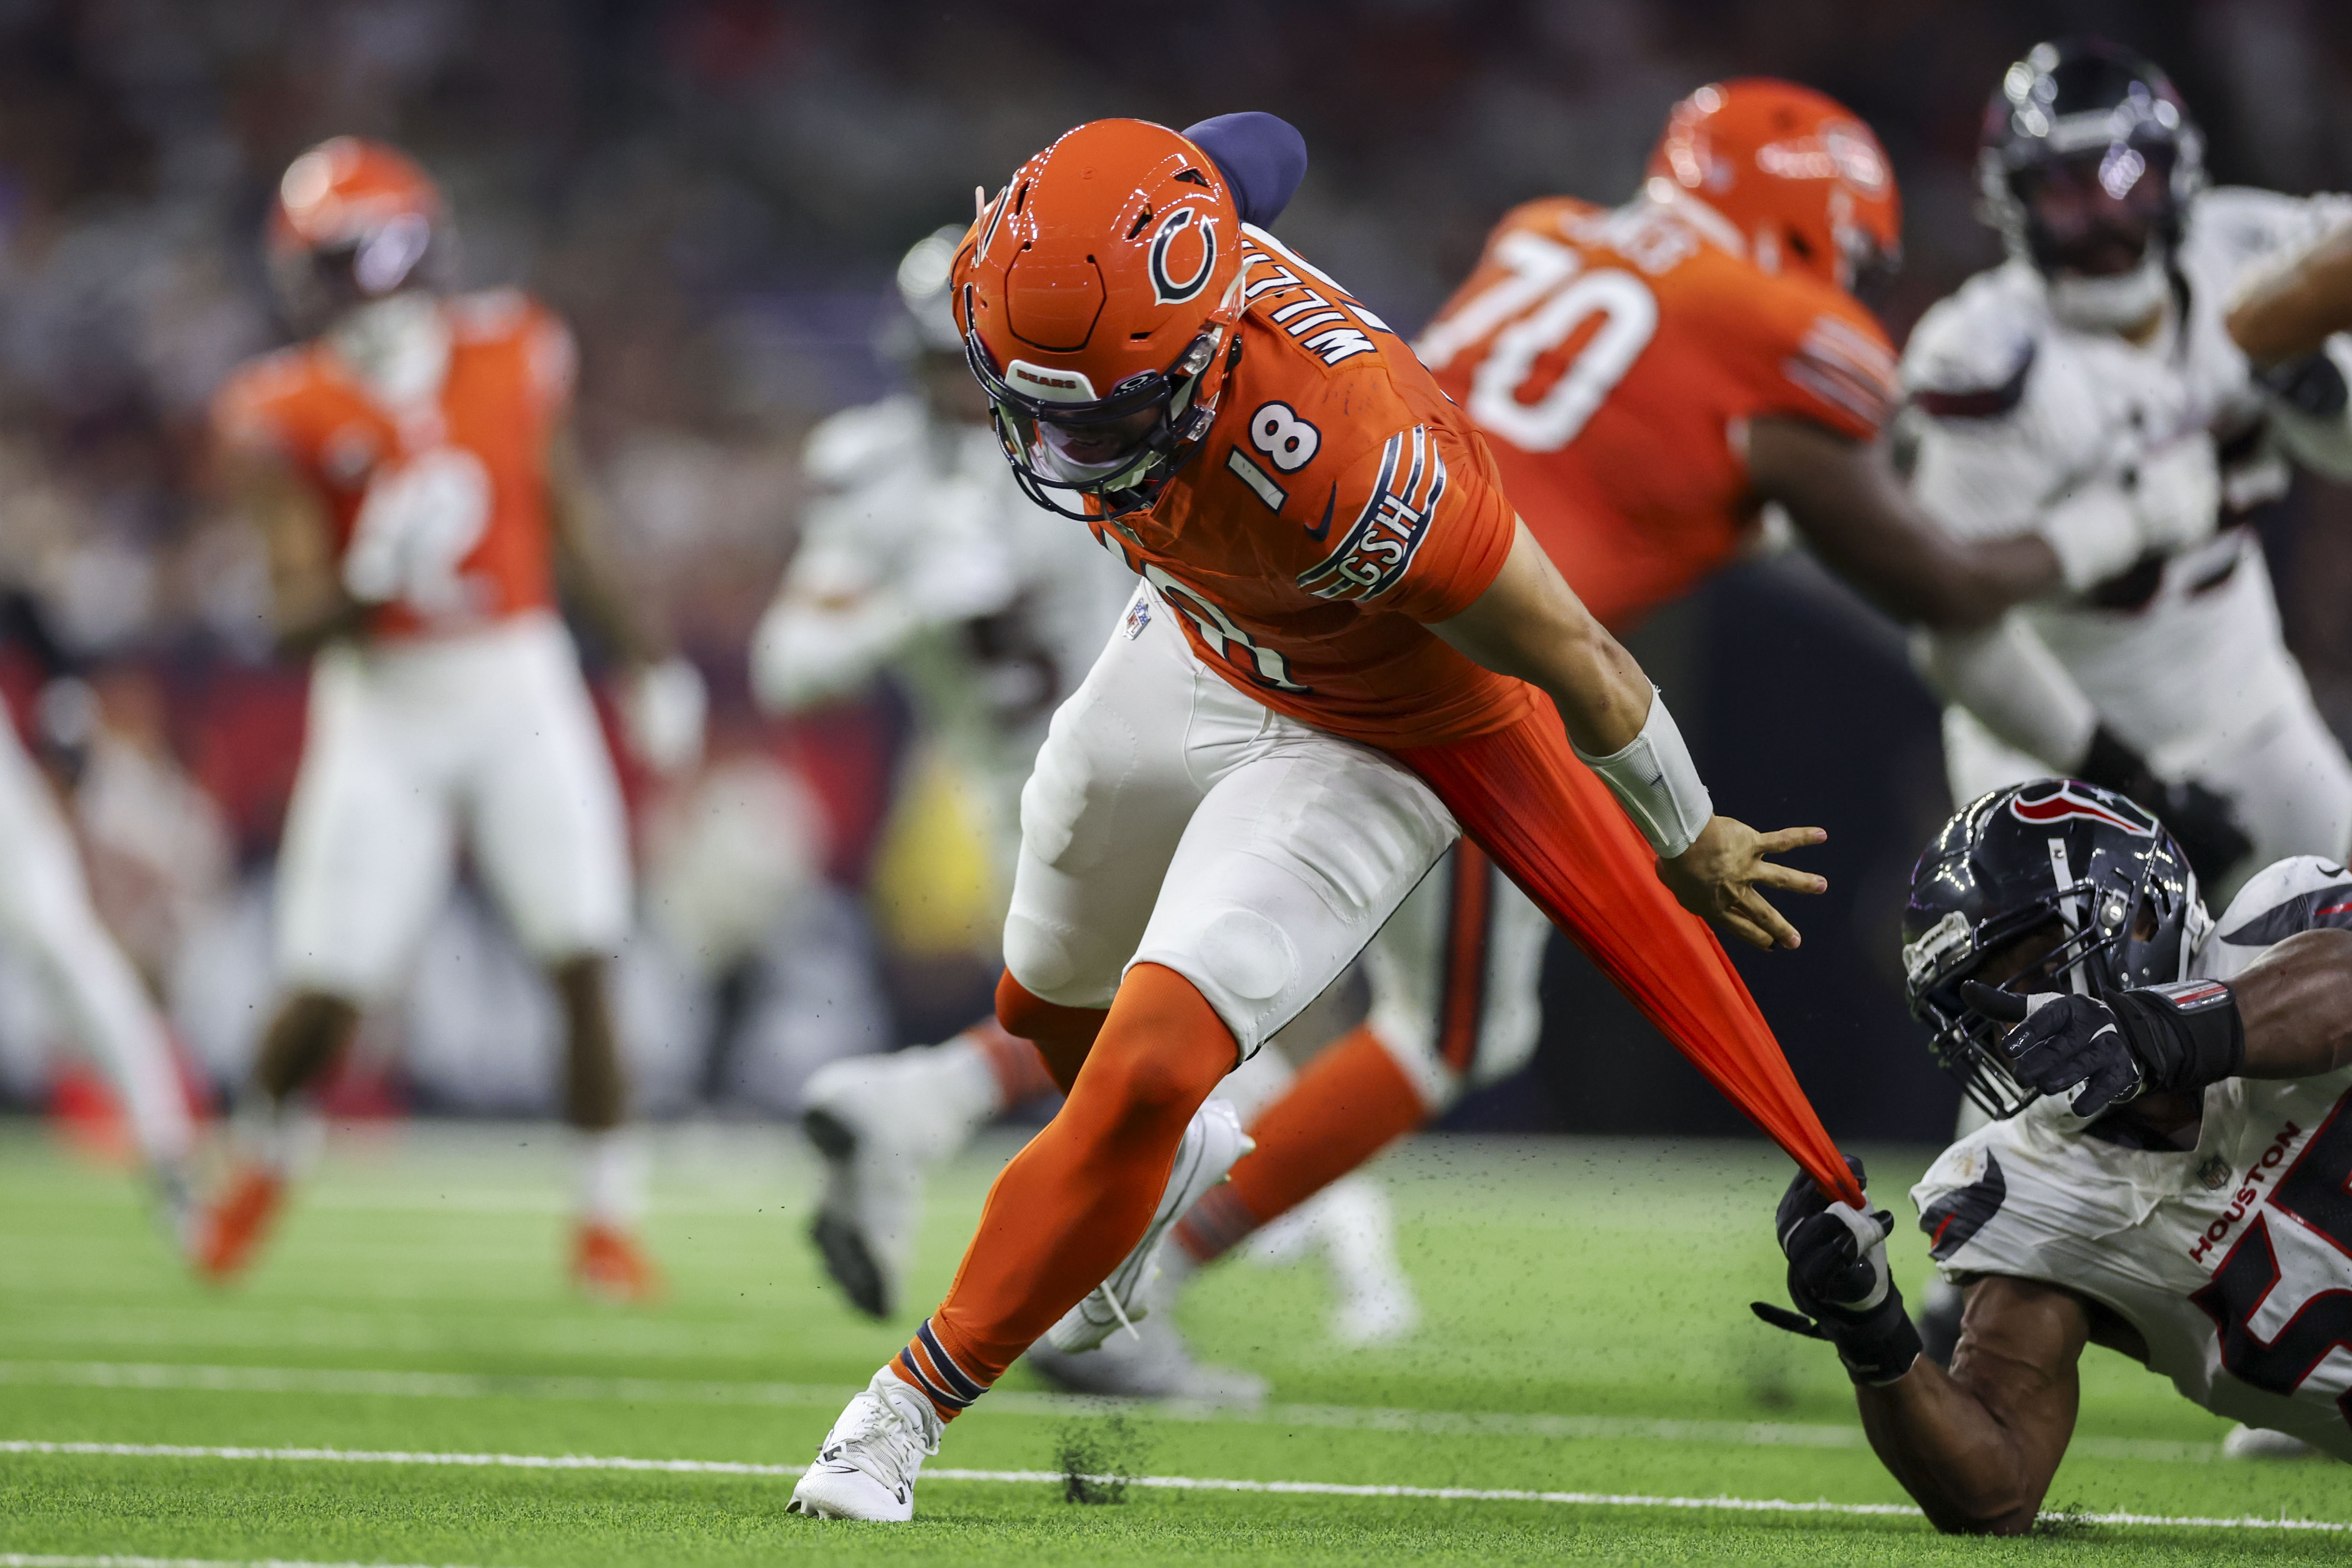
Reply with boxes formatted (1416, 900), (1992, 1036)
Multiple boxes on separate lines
(2006, 779), (2157, 837)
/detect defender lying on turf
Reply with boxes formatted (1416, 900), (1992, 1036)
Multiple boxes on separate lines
(1760, 780), (2352, 1534)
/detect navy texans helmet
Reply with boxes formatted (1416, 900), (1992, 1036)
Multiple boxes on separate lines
(1902, 779), (2210, 1118)
(1978, 39), (2204, 330)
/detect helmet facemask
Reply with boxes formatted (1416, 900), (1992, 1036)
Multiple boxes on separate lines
(1902, 783), (2202, 1121)
(966, 304), (1233, 521)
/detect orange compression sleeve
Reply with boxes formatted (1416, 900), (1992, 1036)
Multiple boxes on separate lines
(916, 962), (1239, 1411)
(1392, 712), (1862, 1207)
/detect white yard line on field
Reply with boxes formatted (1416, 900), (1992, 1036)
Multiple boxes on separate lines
(0, 1441), (2341, 1533)
(0, 1360), (2220, 1464)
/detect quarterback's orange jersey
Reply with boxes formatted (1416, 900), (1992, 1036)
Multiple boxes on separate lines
(1421, 197), (1901, 631)
(211, 290), (575, 641)
(1093, 228), (1536, 751)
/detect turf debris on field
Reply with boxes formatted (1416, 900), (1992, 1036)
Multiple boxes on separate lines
(1052, 1412), (1149, 1504)
(0, 1122), (2346, 1565)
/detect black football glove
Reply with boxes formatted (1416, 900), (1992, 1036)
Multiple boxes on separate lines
(2078, 725), (2252, 888)
(1962, 978), (2245, 1118)
(1750, 1157), (1922, 1386)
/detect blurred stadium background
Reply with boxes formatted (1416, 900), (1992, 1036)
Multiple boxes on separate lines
(1, 0), (2350, 1149)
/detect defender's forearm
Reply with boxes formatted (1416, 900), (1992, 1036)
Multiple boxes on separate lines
(2229, 223), (2352, 366)
(1854, 1364), (2047, 1535)
(2232, 928), (2352, 1078)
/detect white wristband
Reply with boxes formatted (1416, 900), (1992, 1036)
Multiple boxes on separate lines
(2038, 483), (2141, 593)
(1574, 689), (1713, 859)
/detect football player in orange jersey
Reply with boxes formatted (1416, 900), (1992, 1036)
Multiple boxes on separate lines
(791, 114), (1877, 1521)
(193, 139), (704, 1300)
(1087, 81), (2215, 1399)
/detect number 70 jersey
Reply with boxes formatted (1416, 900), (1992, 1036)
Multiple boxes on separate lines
(1418, 196), (1901, 633)
(1914, 855), (2352, 1460)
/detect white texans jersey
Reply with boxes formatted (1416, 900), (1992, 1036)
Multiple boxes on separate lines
(1901, 187), (2352, 766)
(1914, 855), (2352, 1460)
(754, 394), (1134, 833)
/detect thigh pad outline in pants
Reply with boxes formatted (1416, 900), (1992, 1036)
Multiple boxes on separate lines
(1362, 843), (1550, 1111)
(1131, 719), (1458, 1061)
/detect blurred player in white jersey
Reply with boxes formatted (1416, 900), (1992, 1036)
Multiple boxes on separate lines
(1759, 780), (2352, 1531)
(753, 224), (1132, 1320)
(193, 138), (704, 1298)
(0, 607), (197, 1239)
(1902, 37), (2352, 1354)
(1904, 39), (2352, 903)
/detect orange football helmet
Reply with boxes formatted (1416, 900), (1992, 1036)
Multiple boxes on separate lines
(955, 119), (1246, 519)
(1645, 79), (1902, 297)
(266, 137), (448, 324)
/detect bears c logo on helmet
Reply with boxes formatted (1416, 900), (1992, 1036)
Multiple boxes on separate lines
(1148, 208), (1218, 305)
(2007, 780), (2156, 836)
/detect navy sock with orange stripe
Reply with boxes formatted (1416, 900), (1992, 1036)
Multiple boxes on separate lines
(892, 1318), (987, 1421)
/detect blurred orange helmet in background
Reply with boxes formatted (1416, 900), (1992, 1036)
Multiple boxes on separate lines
(267, 136), (448, 320)
(954, 118), (1245, 519)
(1645, 79), (1902, 297)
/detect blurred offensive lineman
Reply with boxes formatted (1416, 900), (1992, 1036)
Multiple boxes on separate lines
(1759, 779), (2352, 1531)
(760, 131), (1420, 1385)
(1107, 79), (2208, 1394)
(197, 139), (704, 1297)
(1907, 38), (2352, 904)
(1905, 37), (2352, 1358)
(790, 114), (1866, 1522)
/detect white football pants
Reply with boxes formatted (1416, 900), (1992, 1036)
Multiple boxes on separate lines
(1004, 584), (1457, 1058)
(276, 612), (632, 1002)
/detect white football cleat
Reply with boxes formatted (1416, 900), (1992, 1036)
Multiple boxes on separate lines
(801, 1046), (996, 1318)
(788, 1367), (941, 1521)
(2222, 1423), (2312, 1460)
(1024, 1265), (1268, 1405)
(1044, 1100), (1251, 1354)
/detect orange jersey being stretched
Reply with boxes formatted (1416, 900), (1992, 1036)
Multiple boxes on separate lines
(1092, 227), (1535, 751)
(1421, 197), (1900, 631)
(211, 290), (575, 641)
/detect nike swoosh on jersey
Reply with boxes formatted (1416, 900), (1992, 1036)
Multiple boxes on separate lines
(1306, 484), (1335, 541)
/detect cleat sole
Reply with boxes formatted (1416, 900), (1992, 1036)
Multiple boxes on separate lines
(810, 1210), (892, 1320)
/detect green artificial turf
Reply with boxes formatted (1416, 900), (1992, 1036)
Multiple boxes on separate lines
(0, 1119), (2345, 1565)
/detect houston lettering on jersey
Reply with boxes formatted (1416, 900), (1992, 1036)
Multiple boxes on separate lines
(2187, 1115), (2311, 1266)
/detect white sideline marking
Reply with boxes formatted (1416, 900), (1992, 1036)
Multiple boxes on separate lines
(0, 1557), (477, 1568)
(0, 1441), (2343, 1533)
(0, 1361), (2219, 1464)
